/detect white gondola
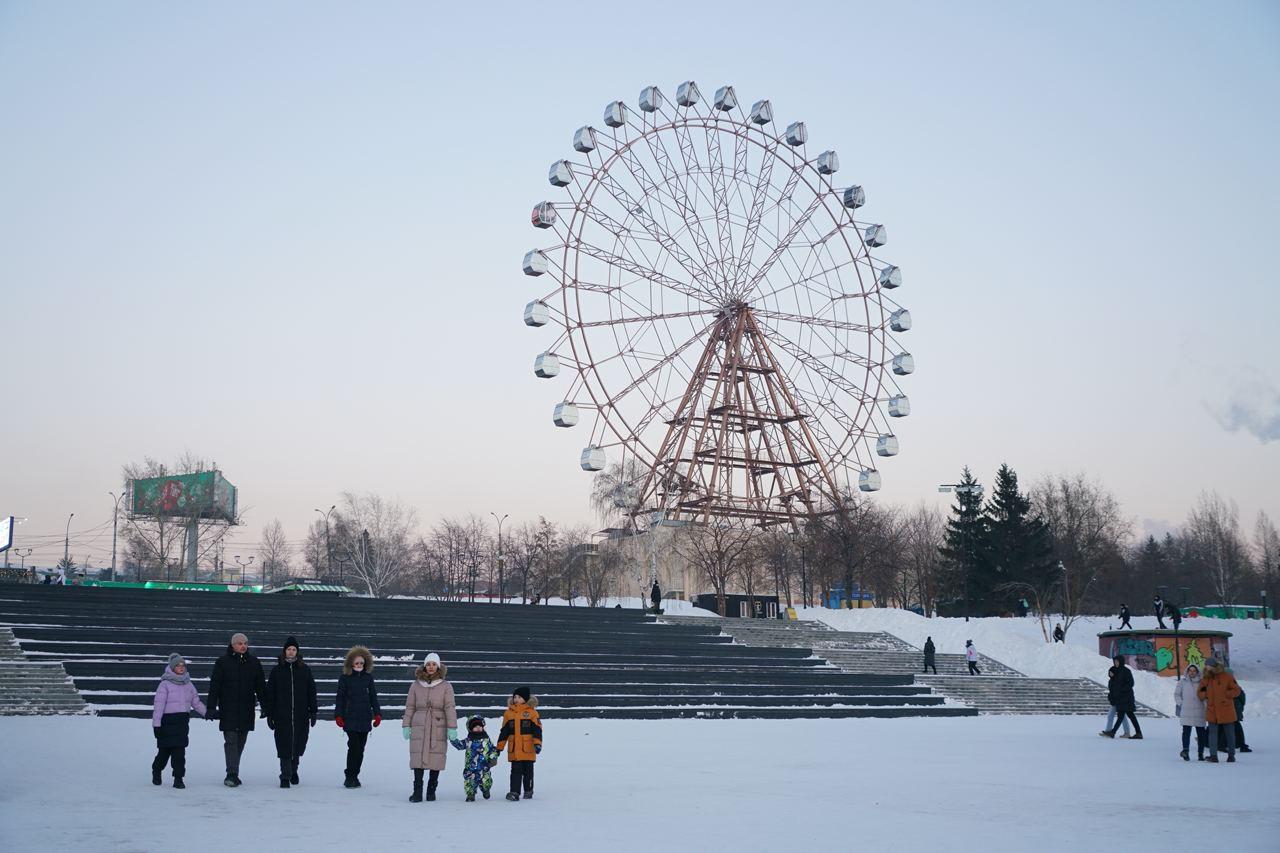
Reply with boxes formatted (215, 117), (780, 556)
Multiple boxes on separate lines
(785, 121), (808, 146)
(864, 223), (887, 247)
(889, 308), (912, 332)
(639, 86), (662, 112)
(523, 300), (550, 327)
(603, 100), (628, 127)
(817, 150), (839, 175)
(573, 125), (598, 153)
(553, 402), (579, 427)
(842, 185), (865, 209)
(531, 202), (557, 229)
(580, 445), (606, 471)
(548, 160), (573, 187)
(859, 469), (882, 492)
(522, 249), (549, 276)
(876, 435), (900, 457)
(888, 394), (911, 418)
(713, 85), (737, 111)
(892, 352), (915, 375)
(534, 352), (560, 379)
(878, 265), (902, 289)
(676, 80), (700, 106)
(749, 99), (772, 125)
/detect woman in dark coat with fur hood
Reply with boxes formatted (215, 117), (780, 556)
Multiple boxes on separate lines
(334, 645), (382, 788)
(265, 636), (318, 788)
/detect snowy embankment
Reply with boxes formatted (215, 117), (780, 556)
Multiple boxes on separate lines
(798, 607), (1280, 718)
(1, 715), (1276, 853)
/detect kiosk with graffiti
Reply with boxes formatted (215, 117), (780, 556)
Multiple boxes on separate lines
(1098, 629), (1232, 676)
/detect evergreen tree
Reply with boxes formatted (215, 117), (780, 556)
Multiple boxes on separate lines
(938, 467), (990, 616)
(984, 463), (1056, 610)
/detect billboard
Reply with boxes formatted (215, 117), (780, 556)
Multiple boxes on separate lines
(130, 471), (238, 522)
(0, 516), (12, 552)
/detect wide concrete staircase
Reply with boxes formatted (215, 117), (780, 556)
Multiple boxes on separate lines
(0, 626), (89, 715)
(0, 586), (976, 720)
(660, 615), (1163, 717)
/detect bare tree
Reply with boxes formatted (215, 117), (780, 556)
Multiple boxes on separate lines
(1032, 473), (1131, 621)
(257, 519), (292, 587)
(1255, 511), (1280, 615)
(813, 490), (898, 608)
(1185, 492), (1253, 607)
(903, 502), (945, 617)
(590, 459), (645, 529)
(332, 492), (419, 597)
(672, 523), (755, 616)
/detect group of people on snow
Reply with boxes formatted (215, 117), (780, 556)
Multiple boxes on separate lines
(919, 637), (983, 675)
(1099, 653), (1252, 763)
(149, 633), (543, 801)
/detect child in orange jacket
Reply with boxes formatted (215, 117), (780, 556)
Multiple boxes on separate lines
(496, 686), (542, 801)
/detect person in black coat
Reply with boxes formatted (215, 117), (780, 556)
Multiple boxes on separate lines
(334, 645), (382, 788)
(265, 635), (318, 788)
(922, 637), (937, 674)
(650, 580), (662, 613)
(1153, 596), (1166, 629)
(206, 632), (267, 787)
(1119, 603), (1132, 629)
(1053, 624), (1065, 643)
(1101, 655), (1143, 739)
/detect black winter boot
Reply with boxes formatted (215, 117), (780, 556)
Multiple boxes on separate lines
(173, 776), (185, 789)
(426, 769), (439, 801)
(280, 759), (291, 789)
(1180, 749), (1189, 761)
(290, 758), (300, 785)
(152, 769), (162, 786)
(344, 773), (358, 789)
(505, 792), (520, 801)
(409, 769), (424, 802)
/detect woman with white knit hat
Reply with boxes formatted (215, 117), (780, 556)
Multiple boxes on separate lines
(402, 652), (457, 802)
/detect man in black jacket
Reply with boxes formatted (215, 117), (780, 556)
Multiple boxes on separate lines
(206, 632), (267, 787)
(265, 636), (319, 788)
(1119, 603), (1132, 629)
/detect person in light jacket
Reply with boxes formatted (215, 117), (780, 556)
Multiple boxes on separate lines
(402, 652), (457, 802)
(151, 653), (206, 788)
(964, 640), (981, 675)
(1174, 663), (1207, 761)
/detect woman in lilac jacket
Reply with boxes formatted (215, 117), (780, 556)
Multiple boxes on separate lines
(152, 653), (207, 788)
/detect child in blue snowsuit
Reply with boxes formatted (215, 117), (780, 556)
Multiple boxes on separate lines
(450, 716), (500, 801)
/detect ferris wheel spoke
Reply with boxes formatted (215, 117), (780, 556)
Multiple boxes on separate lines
(642, 124), (721, 280)
(742, 194), (824, 300)
(704, 124), (737, 289)
(595, 319), (718, 410)
(729, 140), (777, 298)
(753, 256), (860, 305)
(751, 308), (873, 334)
(572, 240), (708, 304)
(668, 121), (731, 283)
(577, 308), (720, 329)
(755, 319), (876, 406)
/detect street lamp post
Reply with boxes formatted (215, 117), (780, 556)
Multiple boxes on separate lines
(234, 555), (254, 585)
(16, 548), (33, 580)
(490, 512), (508, 604)
(315, 506), (336, 581)
(63, 513), (75, 566)
(1262, 589), (1270, 630)
(108, 492), (125, 582)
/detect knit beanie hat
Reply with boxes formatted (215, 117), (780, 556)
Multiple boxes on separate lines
(231, 632), (249, 646)
(512, 686), (531, 702)
(466, 716), (486, 731)
(424, 652), (441, 667)
(167, 653), (186, 669)
(283, 636), (300, 652)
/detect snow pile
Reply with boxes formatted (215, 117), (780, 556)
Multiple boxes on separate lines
(1, 715), (1276, 853)
(799, 607), (1280, 718)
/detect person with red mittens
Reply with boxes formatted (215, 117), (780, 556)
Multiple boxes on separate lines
(334, 645), (381, 788)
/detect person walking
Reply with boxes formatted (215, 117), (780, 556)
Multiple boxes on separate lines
(265, 636), (318, 789)
(1053, 624), (1065, 643)
(1233, 685), (1252, 754)
(1154, 595), (1167, 629)
(449, 716), (500, 801)
(334, 645), (382, 788)
(1175, 663), (1208, 761)
(206, 632), (267, 787)
(1198, 657), (1241, 763)
(1119, 603), (1132, 630)
(151, 653), (206, 788)
(922, 637), (937, 675)
(402, 652), (457, 802)
(964, 640), (981, 675)
(1101, 655), (1143, 739)
(650, 579), (662, 614)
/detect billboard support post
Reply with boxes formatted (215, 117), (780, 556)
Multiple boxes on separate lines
(186, 518), (199, 582)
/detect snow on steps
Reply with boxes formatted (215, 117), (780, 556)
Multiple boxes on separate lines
(0, 627), (90, 715)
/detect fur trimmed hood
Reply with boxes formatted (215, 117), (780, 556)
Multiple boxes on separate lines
(414, 662), (448, 682)
(507, 694), (539, 710)
(343, 645), (373, 676)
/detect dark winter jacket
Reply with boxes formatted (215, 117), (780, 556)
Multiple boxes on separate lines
(1107, 663), (1136, 713)
(265, 650), (318, 725)
(1119, 606), (1130, 621)
(206, 644), (267, 733)
(923, 639), (936, 663)
(1234, 687), (1246, 720)
(334, 647), (381, 733)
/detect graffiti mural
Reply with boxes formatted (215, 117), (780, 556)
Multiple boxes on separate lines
(1097, 631), (1232, 677)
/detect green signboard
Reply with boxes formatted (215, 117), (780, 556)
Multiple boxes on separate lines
(129, 471), (238, 522)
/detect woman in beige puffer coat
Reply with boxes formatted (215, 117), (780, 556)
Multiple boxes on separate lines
(402, 652), (457, 801)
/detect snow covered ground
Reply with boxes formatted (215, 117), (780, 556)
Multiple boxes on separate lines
(801, 608), (1280, 718)
(1, 715), (1276, 853)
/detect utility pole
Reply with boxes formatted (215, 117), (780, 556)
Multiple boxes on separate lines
(109, 491), (124, 582)
(63, 513), (75, 565)
(315, 506), (335, 580)
(490, 512), (508, 603)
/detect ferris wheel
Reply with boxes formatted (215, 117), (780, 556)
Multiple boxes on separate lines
(522, 80), (914, 530)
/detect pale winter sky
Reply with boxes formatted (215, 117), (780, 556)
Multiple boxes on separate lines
(1, 1), (1278, 569)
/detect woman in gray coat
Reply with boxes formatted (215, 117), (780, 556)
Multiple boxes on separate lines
(402, 652), (457, 802)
